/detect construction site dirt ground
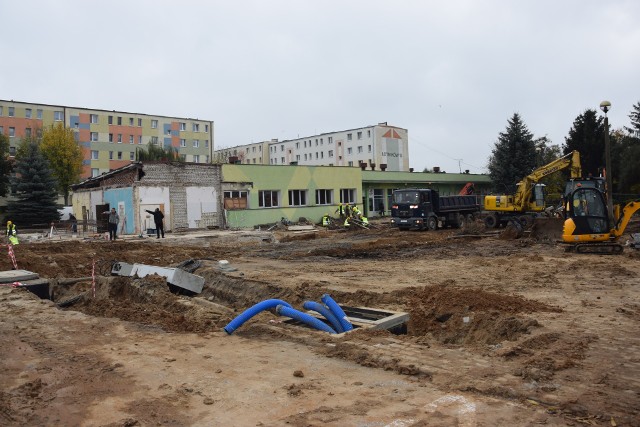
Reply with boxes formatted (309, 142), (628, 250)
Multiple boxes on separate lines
(1, 219), (639, 426)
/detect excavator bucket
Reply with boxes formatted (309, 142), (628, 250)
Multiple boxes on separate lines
(530, 217), (564, 241)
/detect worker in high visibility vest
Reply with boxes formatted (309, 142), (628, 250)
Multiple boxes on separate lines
(6, 220), (19, 245)
(335, 203), (345, 219)
(359, 215), (369, 227)
(321, 214), (331, 227)
(343, 216), (351, 229)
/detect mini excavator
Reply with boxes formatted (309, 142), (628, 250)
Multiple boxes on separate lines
(562, 186), (640, 254)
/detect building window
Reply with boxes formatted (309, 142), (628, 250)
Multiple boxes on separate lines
(25, 108), (32, 119)
(117, 134), (122, 143)
(151, 136), (158, 145)
(295, 142), (299, 149)
(315, 139), (318, 146)
(8, 107), (15, 117)
(340, 188), (357, 204)
(328, 150), (334, 158)
(91, 150), (99, 160)
(25, 128), (32, 138)
(258, 190), (279, 208)
(180, 122), (186, 131)
(223, 191), (248, 210)
(9, 127), (15, 137)
(315, 152), (318, 159)
(9, 146), (16, 156)
(193, 139), (199, 148)
(0, 106), (3, 116)
(129, 135), (134, 144)
(90, 132), (98, 142)
(117, 151), (122, 160)
(138, 118), (142, 126)
(357, 146), (363, 153)
(367, 130), (371, 137)
(193, 155), (200, 163)
(368, 145), (372, 153)
(151, 120), (158, 129)
(280, 144), (284, 151)
(109, 133), (113, 143)
(205, 124), (209, 132)
(37, 109), (43, 119)
(357, 131), (362, 140)
(54, 111), (63, 121)
(108, 115), (113, 125)
(129, 118), (134, 126)
(129, 152), (135, 160)
(192, 123), (200, 132)
(91, 168), (99, 177)
(0, 126), (3, 134)
(109, 151), (114, 160)
(138, 135), (142, 144)
(347, 147), (352, 154)
(90, 114), (98, 124)
(205, 140), (209, 148)
(205, 155), (209, 163)
(347, 133), (352, 141)
(315, 189), (333, 205)
(117, 117), (122, 125)
(281, 157), (285, 164)
(180, 139), (186, 147)
(328, 136), (333, 144)
(288, 190), (307, 206)
(304, 154), (307, 161)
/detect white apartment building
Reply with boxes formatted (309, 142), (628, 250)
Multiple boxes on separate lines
(216, 122), (409, 171)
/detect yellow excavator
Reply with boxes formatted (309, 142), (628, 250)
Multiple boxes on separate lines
(484, 150), (582, 228)
(562, 186), (640, 254)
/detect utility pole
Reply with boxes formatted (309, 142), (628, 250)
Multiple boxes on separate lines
(600, 100), (614, 226)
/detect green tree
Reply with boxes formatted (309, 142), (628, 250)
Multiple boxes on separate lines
(533, 136), (565, 197)
(41, 123), (84, 206)
(487, 113), (537, 193)
(135, 143), (183, 162)
(5, 141), (60, 226)
(0, 133), (12, 197)
(562, 109), (605, 177)
(624, 101), (640, 136)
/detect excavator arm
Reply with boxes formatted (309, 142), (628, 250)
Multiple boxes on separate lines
(612, 200), (640, 238)
(513, 150), (582, 209)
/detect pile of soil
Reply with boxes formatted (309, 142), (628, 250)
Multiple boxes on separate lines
(406, 284), (562, 345)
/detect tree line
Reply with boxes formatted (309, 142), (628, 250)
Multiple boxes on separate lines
(488, 102), (640, 202)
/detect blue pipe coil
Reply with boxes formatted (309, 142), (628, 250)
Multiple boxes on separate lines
(303, 301), (344, 333)
(321, 294), (353, 332)
(224, 299), (292, 335)
(276, 305), (336, 334)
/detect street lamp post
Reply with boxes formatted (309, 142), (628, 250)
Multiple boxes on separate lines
(599, 100), (614, 225)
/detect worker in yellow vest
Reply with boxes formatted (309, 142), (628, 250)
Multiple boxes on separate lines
(321, 214), (331, 227)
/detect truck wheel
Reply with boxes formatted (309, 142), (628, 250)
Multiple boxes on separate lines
(484, 214), (498, 228)
(427, 217), (437, 230)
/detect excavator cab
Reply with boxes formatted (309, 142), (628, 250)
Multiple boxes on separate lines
(564, 187), (609, 236)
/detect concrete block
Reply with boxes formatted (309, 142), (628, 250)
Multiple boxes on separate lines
(0, 270), (40, 283)
(110, 262), (205, 294)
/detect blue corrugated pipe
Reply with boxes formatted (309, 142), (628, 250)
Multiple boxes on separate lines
(321, 294), (353, 332)
(276, 305), (337, 334)
(303, 301), (344, 333)
(224, 299), (292, 335)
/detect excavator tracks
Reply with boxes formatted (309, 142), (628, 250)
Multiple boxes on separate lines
(567, 242), (624, 255)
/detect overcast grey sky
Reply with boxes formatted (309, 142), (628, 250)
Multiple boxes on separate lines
(1, 0), (638, 173)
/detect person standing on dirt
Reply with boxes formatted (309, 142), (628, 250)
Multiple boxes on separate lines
(145, 208), (165, 238)
(69, 213), (78, 233)
(103, 208), (119, 241)
(335, 203), (346, 220)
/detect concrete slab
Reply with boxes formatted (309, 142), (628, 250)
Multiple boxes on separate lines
(0, 270), (40, 283)
(111, 262), (205, 294)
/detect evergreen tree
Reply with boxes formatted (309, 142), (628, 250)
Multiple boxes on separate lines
(562, 109), (604, 177)
(533, 136), (565, 197)
(5, 141), (60, 226)
(487, 113), (537, 193)
(624, 101), (640, 137)
(0, 133), (12, 197)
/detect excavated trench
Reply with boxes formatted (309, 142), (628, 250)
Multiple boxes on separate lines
(50, 262), (563, 348)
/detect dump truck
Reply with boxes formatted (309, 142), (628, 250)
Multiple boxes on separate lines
(390, 188), (480, 231)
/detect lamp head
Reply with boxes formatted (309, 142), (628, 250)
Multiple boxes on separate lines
(599, 100), (611, 114)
